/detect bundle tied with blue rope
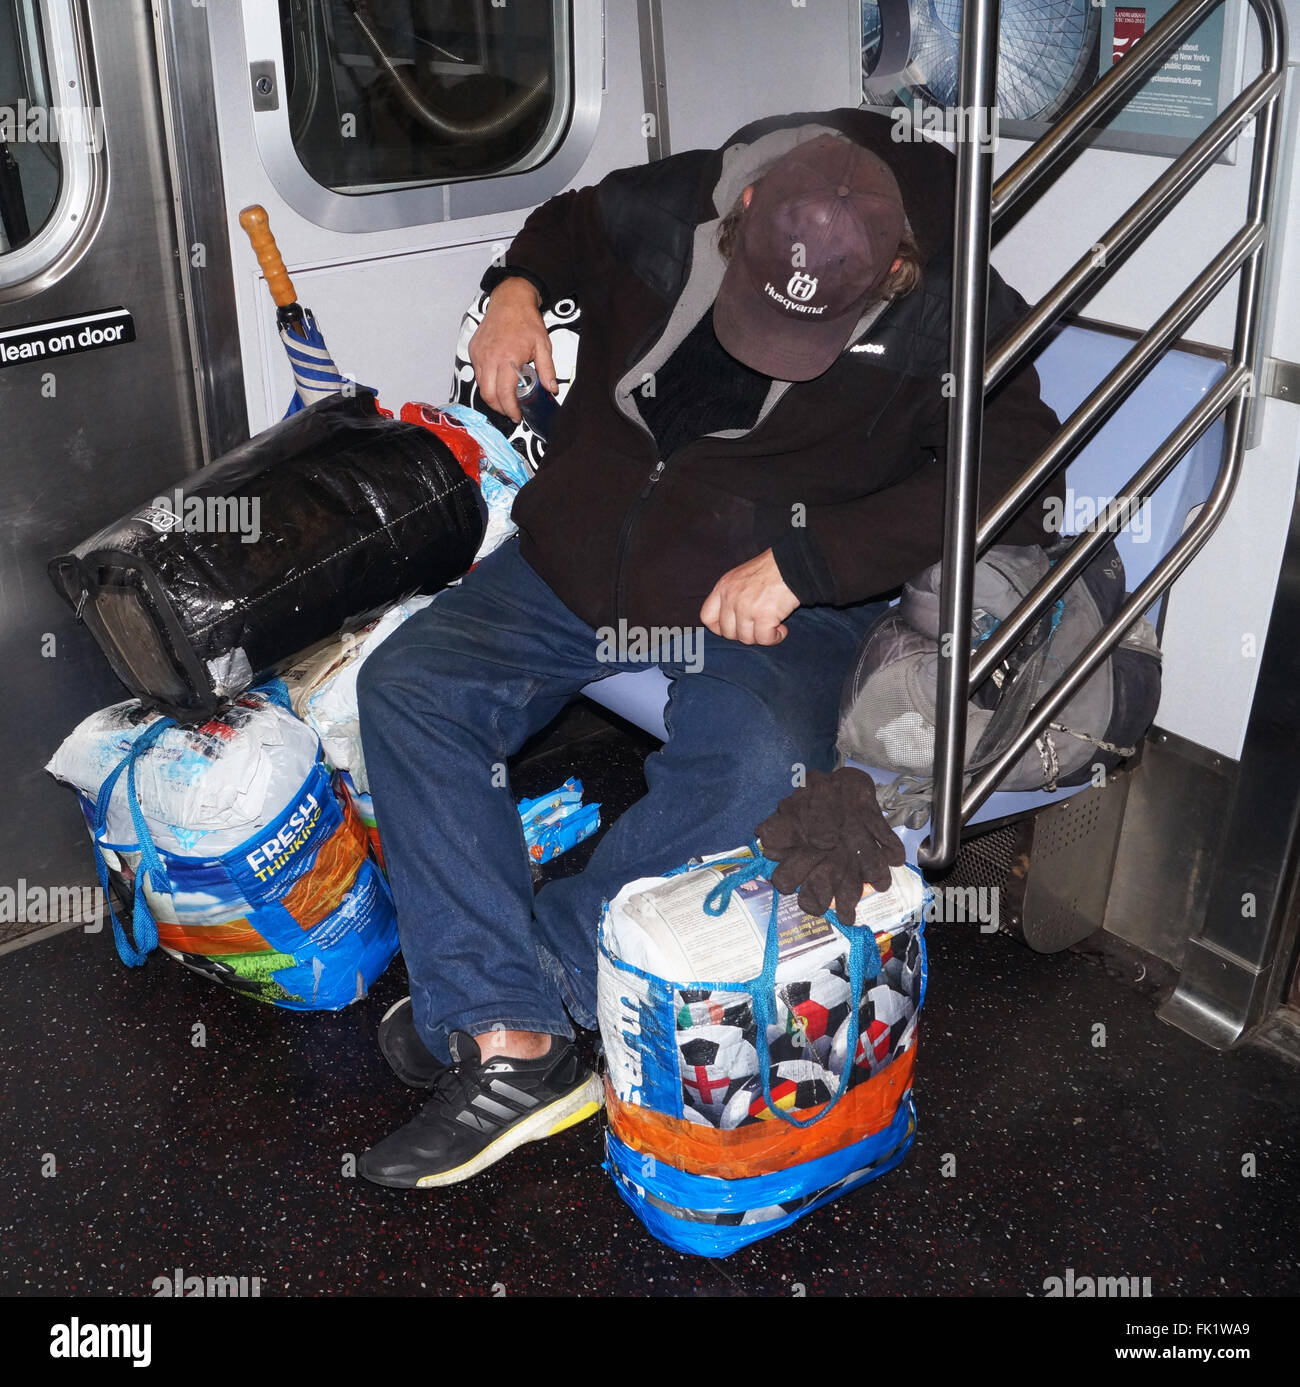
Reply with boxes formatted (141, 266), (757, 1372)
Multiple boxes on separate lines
(58, 686), (401, 1010)
(699, 842), (884, 1131)
(596, 831), (929, 1255)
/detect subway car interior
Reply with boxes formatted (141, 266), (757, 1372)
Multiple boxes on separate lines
(2, 0), (1299, 1318)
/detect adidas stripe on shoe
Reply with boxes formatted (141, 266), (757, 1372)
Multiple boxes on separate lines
(358, 1030), (602, 1189)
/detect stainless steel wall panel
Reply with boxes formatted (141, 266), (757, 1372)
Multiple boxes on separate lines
(1103, 729), (1236, 970)
(0, 1), (200, 897)
(152, 0), (248, 461)
(1161, 457), (1300, 1047)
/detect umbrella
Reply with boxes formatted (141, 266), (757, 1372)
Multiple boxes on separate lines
(238, 204), (374, 417)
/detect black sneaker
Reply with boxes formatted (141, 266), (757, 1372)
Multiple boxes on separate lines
(358, 1031), (603, 1189)
(377, 996), (447, 1090)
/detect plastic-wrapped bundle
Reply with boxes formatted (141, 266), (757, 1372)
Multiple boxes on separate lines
(345, 770), (601, 878)
(273, 594), (436, 792)
(597, 847), (928, 1256)
(398, 401), (532, 565)
(517, 778), (601, 865)
(46, 686), (398, 1009)
(47, 392), (485, 724)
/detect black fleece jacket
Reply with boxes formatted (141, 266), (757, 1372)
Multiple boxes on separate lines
(482, 107), (1063, 631)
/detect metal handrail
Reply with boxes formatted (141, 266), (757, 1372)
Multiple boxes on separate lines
(966, 368), (1249, 812)
(974, 223), (1264, 552)
(919, 0), (1287, 870)
(986, 68), (1278, 391)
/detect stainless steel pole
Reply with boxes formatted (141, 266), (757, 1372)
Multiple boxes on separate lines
(918, 0), (1001, 871)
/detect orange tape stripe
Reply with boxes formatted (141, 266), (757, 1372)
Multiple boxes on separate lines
(280, 793), (368, 932)
(606, 1043), (916, 1180)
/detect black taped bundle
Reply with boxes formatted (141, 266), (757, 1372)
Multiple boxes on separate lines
(49, 392), (485, 723)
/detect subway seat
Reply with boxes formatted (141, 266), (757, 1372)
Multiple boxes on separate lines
(578, 325), (1226, 855)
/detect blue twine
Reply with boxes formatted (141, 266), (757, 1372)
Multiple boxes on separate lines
(700, 843), (882, 1130)
(91, 717), (176, 967)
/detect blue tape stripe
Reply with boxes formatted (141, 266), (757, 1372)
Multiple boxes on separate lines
(606, 1089), (914, 1211)
(286, 356), (344, 380)
(285, 347), (332, 366)
(607, 1102), (916, 1257)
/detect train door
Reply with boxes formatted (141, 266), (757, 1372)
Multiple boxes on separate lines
(0, 0), (203, 904)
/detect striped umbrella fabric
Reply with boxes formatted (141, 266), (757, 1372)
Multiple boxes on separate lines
(279, 310), (348, 417)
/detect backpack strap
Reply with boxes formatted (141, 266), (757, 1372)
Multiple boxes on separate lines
(875, 597), (1066, 826)
(965, 597), (1065, 768)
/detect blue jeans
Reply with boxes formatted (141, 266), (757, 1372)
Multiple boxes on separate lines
(357, 540), (887, 1063)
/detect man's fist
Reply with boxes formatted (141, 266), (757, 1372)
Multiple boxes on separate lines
(468, 277), (558, 423)
(700, 549), (799, 646)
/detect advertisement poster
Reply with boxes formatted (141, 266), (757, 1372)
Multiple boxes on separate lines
(1101, 0), (1226, 140)
(861, 0), (1232, 155)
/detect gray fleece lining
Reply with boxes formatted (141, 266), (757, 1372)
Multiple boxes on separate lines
(614, 122), (846, 440)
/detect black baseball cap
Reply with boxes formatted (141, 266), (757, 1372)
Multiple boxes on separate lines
(713, 134), (906, 381)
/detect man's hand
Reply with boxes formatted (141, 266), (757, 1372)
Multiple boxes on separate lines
(468, 277), (558, 423)
(700, 549), (799, 645)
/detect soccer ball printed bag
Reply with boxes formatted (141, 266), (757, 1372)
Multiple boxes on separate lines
(597, 846), (929, 1256)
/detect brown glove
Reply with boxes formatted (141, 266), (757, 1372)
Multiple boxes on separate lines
(757, 767), (906, 925)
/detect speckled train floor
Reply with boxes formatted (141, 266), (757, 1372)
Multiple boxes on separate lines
(2, 708), (1297, 1297)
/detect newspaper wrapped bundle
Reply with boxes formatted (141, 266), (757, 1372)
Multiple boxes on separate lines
(273, 595), (435, 793)
(597, 846), (929, 1256)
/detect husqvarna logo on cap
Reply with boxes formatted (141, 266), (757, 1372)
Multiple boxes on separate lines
(713, 133), (906, 381)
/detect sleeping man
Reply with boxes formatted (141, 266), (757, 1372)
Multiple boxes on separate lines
(356, 108), (1060, 1189)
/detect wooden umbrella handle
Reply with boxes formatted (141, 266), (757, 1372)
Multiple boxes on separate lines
(238, 204), (298, 308)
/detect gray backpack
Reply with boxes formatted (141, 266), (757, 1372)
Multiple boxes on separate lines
(837, 541), (1162, 827)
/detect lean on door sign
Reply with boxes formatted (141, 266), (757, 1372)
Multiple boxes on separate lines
(0, 307), (135, 368)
